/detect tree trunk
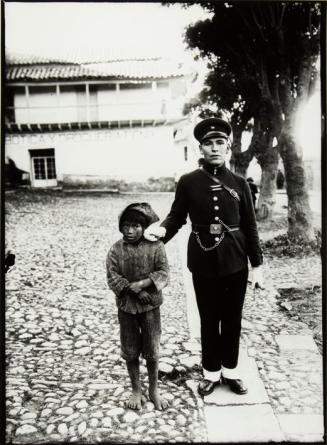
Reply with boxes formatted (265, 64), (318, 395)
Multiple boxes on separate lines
(256, 146), (279, 220)
(233, 151), (253, 177)
(247, 101), (281, 220)
(229, 126), (242, 173)
(231, 144), (255, 177)
(279, 127), (314, 242)
(277, 43), (316, 242)
(229, 112), (256, 176)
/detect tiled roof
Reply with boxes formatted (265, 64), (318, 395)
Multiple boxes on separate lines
(85, 60), (188, 79)
(5, 47), (164, 65)
(6, 52), (73, 65)
(7, 65), (101, 81)
(6, 50), (192, 82)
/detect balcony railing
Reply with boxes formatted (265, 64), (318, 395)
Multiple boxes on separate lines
(4, 99), (181, 126)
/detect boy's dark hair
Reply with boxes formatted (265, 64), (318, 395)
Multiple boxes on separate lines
(120, 209), (148, 229)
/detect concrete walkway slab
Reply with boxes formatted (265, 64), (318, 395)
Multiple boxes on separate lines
(205, 348), (269, 405)
(276, 334), (319, 352)
(277, 414), (324, 441)
(204, 403), (285, 442)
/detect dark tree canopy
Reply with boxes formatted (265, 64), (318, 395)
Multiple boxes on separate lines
(180, 1), (321, 240)
(185, 2), (320, 124)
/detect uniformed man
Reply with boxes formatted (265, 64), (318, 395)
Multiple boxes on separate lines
(144, 117), (264, 396)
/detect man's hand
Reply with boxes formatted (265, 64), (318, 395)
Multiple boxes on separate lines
(144, 223), (166, 242)
(138, 290), (152, 305)
(251, 266), (264, 290)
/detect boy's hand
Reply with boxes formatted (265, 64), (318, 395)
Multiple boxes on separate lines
(138, 290), (152, 305)
(128, 281), (144, 294)
(128, 278), (152, 294)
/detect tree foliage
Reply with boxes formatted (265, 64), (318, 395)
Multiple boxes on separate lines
(181, 1), (321, 240)
(184, 1), (320, 130)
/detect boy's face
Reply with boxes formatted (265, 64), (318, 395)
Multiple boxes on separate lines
(121, 221), (144, 243)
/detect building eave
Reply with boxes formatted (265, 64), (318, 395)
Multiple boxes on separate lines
(5, 117), (188, 134)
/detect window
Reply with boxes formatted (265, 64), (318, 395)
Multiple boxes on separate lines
(157, 81), (169, 89)
(120, 83), (152, 90)
(34, 158), (45, 179)
(32, 156), (56, 180)
(89, 84), (116, 94)
(30, 149), (57, 181)
(29, 85), (56, 96)
(60, 85), (75, 94)
(59, 84), (86, 95)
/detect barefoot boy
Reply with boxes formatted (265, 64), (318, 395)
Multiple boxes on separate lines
(106, 203), (169, 410)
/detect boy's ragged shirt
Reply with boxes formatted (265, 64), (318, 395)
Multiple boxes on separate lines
(106, 238), (169, 314)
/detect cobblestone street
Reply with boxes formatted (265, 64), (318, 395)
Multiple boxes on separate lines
(6, 192), (208, 443)
(5, 190), (323, 443)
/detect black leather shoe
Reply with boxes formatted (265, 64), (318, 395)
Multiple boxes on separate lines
(197, 379), (220, 396)
(222, 377), (248, 394)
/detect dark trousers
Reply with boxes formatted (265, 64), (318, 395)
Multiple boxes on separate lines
(192, 267), (248, 372)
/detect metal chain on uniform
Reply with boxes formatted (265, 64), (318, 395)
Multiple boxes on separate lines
(212, 215), (232, 231)
(193, 215), (233, 251)
(193, 167), (239, 251)
(193, 231), (225, 251)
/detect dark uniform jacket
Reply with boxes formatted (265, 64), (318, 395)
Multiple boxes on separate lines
(161, 162), (263, 277)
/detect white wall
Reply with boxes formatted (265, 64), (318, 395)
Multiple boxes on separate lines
(5, 126), (178, 182)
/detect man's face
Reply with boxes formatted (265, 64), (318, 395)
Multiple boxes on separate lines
(200, 137), (229, 166)
(121, 221), (144, 243)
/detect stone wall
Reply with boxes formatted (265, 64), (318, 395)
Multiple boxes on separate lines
(61, 174), (175, 192)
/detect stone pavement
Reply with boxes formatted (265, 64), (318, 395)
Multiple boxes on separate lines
(178, 222), (325, 443)
(5, 192), (208, 444)
(5, 191), (325, 443)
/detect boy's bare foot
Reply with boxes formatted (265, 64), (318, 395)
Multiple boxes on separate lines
(149, 390), (169, 411)
(126, 391), (142, 410)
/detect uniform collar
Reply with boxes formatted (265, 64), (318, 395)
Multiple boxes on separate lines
(202, 161), (227, 176)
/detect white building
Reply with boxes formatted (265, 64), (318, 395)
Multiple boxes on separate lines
(5, 51), (199, 190)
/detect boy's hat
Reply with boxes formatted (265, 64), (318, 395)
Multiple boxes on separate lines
(194, 117), (232, 143)
(119, 202), (159, 233)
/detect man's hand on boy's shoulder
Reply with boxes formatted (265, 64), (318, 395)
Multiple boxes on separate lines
(144, 223), (166, 242)
(138, 290), (152, 305)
